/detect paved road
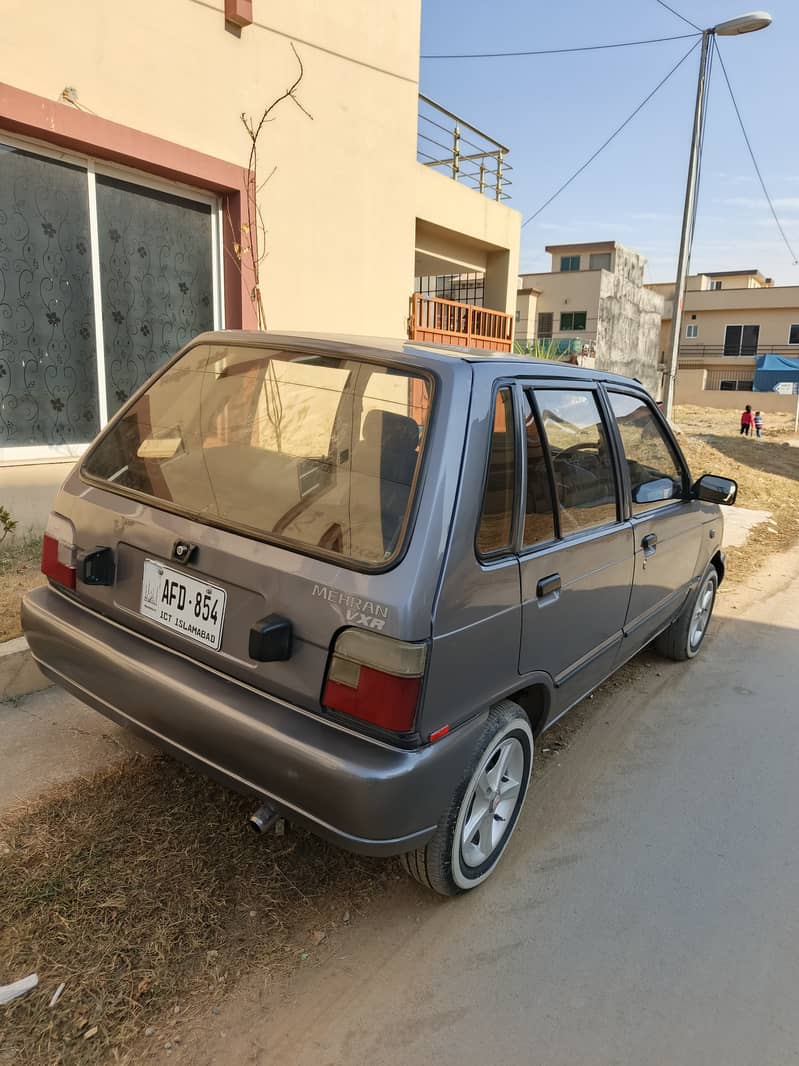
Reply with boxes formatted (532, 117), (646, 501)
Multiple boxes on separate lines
(193, 545), (799, 1066)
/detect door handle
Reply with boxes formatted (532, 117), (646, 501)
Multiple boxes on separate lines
(537, 573), (561, 598)
(642, 533), (658, 554)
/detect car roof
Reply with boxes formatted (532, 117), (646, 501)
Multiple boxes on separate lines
(192, 330), (647, 389)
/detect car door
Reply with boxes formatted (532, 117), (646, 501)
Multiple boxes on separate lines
(604, 388), (705, 652)
(518, 384), (634, 703)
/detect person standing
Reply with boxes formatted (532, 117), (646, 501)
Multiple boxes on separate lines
(740, 405), (754, 436)
(754, 410), (764, 438)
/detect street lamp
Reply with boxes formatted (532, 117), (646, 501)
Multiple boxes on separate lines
(662, 11), (772, 421)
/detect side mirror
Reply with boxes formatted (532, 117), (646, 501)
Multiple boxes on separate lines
(632, 478), (680, 506)
(693, 473), (737, 506)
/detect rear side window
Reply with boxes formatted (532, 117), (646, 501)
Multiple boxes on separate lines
(477, 388), (516, 556)
(82, 344), (432, 567)
(521, 393), (556, 548)
(608, 392), (684, 513)
(535, 389), (618, 534)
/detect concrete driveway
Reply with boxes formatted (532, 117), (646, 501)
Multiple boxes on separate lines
(172, 543), (799, 1066)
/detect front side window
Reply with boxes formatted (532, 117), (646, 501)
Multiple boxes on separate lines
(560, 256), (580, 272)
(477, 388), (516, 556)
(83, 345), (432, 567)
(535, 390), (617, 534)
(521, 393), (556, 548)
(560, 312), (587, 332)
(608, 392), (684, 513)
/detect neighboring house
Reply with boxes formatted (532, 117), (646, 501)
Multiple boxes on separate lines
(0, 0), (521, 532)
(517, 241), (664, 395)
(647, 269), (799, 412)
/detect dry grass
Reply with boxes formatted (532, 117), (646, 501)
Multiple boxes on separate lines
(674, 404), (799, 581)
(0, 756), (392, 1066)
(0, 534), (44, 642)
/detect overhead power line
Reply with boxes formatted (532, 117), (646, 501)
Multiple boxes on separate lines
(420, 32), (699, 60)
(713, 43), (799, 265)
(654, 0), (703, 33)
(522, 38), (701, 227)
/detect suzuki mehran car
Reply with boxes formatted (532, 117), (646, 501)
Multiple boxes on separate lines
(23, 333), (737, 895)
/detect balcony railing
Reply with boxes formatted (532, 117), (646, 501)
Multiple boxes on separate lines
(409, 293), (513, 352)
(417, 94), (511, 202)
(679, 344), (799, 359)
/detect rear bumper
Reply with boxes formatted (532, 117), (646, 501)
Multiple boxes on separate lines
(22, 585), (483, 856)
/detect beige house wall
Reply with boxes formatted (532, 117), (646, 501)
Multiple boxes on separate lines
(675, 369), (798, 414)
(0, 0), (522, 532)
(518, 270), (604, 338)
(1, 0), (422, 339)
(656, 284), (799, 357)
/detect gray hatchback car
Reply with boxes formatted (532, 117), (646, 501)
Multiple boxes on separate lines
(23, 332), (737, 895)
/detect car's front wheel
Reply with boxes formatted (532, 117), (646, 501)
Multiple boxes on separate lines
(400, 701), (533, 896)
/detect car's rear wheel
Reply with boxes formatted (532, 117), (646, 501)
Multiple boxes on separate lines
(400, 701), (533, 896)
(655, 565), (718, 662)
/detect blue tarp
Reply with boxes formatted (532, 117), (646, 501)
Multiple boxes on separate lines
(753, 354), (799, 393)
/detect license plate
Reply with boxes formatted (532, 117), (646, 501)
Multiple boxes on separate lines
(140, 559), (227, 650)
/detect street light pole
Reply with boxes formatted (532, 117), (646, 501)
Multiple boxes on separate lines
(662, 12), (772, 422)
(662, 31), (711, 422)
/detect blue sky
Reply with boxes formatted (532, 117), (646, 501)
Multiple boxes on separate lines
(420, 0), (799, 284)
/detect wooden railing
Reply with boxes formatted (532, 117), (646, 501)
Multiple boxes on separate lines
(409, 294), (513, 352)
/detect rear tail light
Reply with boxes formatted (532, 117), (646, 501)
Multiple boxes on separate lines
(322, 629), (427, 734)
(41, 513), (77, 590)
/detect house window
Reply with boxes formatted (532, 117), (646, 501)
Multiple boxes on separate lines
(589, 252), (611, 270)
(0, 139), (221, 457)
(686, 324), (699, 338)
(723, 324), (759, 357)
(560, 255), (580, 272)
(789, 324), (799, 345)
(711, 280), (722, 290)
(560, 311), (587, 331)
(537, 312), (553, 338)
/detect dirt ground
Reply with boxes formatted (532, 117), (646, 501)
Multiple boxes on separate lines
(0, 535), (44, 642)
(673, 404), (799, 577)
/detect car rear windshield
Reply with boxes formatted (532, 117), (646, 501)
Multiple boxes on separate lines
(82, 344), (433, 567)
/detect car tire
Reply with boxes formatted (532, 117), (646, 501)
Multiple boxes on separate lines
(654, 565), (718, 662)
(400, 700), (533, 897)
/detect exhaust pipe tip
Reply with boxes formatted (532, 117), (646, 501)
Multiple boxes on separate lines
(249, 803), (279, 834)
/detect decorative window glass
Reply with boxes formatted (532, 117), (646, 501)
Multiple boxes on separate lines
(0, 139), (220, 455)
(0, 146), (99, 446)
(96, 177), (214, 417)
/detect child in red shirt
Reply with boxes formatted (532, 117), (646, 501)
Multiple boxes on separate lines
(740, 405), (754, 436)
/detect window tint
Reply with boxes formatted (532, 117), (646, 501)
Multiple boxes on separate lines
(84, 345), (431, 567)
(535, 390), (617, 534)
(521, 393), (556, 548)
(477, 388), (516, 555)
(608, 393), (683, 514)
